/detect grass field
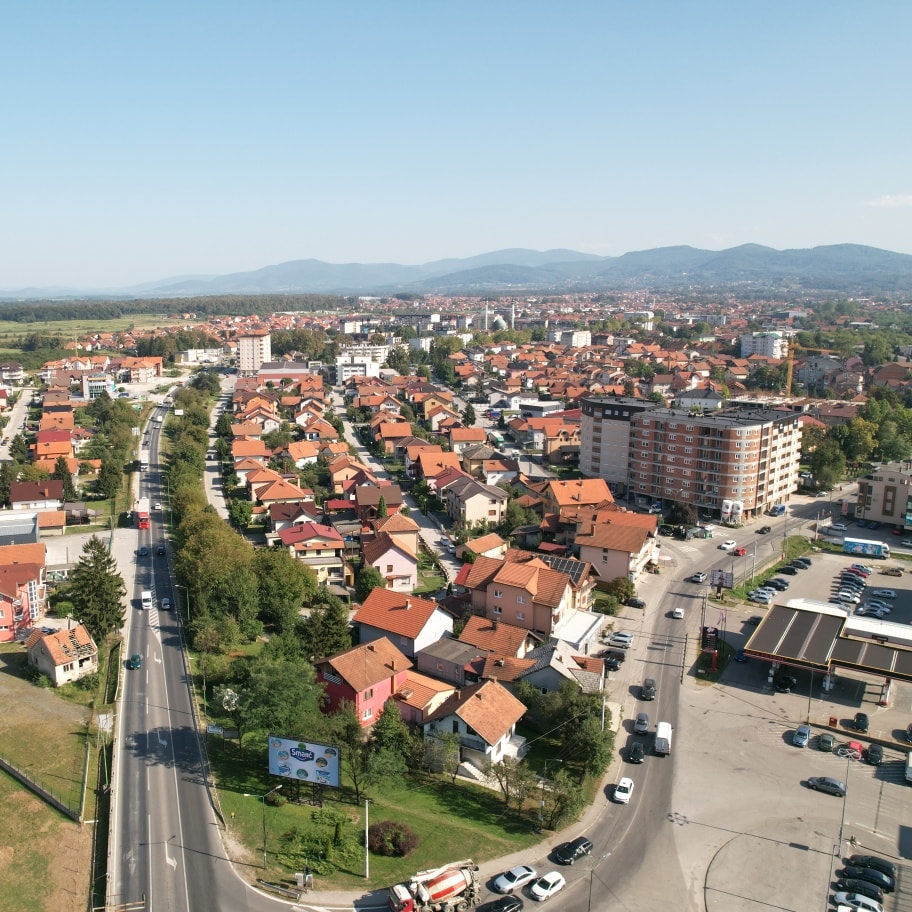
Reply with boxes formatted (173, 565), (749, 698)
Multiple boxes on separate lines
(0, 315), (195, 346)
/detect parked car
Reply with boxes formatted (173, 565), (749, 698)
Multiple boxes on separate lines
(807, 775), (847, 796)
(690, 571), (707, 583)
(529, 872), (566, 902)
(554, 837), (592, 865)
(628, 740), (645, 764)
(493, 865), (538, 894)
(765, 578), (790, 591)
(831, 523), (848, 532)
(480, 897), (524, 912)
(871, 589), (896, 599)
(851, 564), (873, 574)
(852, 712), (870, 733)
(641, 678), (656, 701)
(774, 673), (797, 692)
(832, 893), (883, 912)
(814, 490), (829, 497)
(603, 656), (622, 672)
(836, 591), (861, 604)
(614, 777), (634, 804)
(818, 732), (835, 752)
(793, 724), (811, 747)
(607, 632), (634, 649)
(757, 525), (772, 534)
(626, 597), (646, 609)
(778, 565), (798, 575)
(634, 712), (649, 734)
(835, 879), (883, 903)
(749, 591), (772, 604)
(719, 540), (737, 551)
(847, 855), (896, 878)
(793, 557), (813, 568)
(901, 539), (912, 547)
(747, 615), (764, 626)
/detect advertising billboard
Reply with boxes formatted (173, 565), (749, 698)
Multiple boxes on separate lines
(268, 736), (341, 788)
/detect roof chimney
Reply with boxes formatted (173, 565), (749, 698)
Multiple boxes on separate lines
(405, 599), (411, 610)
(367, 643), (375, 651)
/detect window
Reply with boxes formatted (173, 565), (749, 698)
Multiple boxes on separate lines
(364, 687), (373, 699)
(386, 564), (393, 573)
(493, 589), (503, 598)
(516, 595), (525, 604)
(362, 707), (373, 720)
(516, 611), (525, 621)
(493, 605), (502, 615)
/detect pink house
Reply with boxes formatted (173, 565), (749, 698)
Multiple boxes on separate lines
(361, 531), (418, 592)
(315, 639), (412, 726)
(0, 563), (41, 643)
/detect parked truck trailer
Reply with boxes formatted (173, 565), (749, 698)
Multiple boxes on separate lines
(843, 538), (890, 559)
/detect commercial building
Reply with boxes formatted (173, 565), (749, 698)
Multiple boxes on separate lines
(237, 331), (271, 377)
(856, 462), (912, 530)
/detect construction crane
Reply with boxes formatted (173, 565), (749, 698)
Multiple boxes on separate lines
(783, 340), (837, 394)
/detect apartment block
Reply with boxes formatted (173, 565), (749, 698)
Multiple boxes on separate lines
(740, 331), (789, 360)
(626, 407), (802, 520)
(237, 331), (272, 377)
(856, 462), (912, 530)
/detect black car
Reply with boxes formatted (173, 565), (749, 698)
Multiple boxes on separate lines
(658, 525), (674, 537)
(757, 525), (772, 534)
(641, 678), (656, 701)
(626, 597), (646, 610)
(835, 878), (883, 903)
(792, 558), (812, 569)
(479, 897), (524, 912)
(848, 855), (896, 878)
(138, 546), (149, 557)
(156, 545), (166, 556)
(866, 743), (884, 765)
(774, 674), (797, 692)
(778, 565), (798, 575)
(852, 712), (870, 733)
(628, 740), (645, 764)
(842, 865), (895, 893)
(765, 578), (790, 591)
(603, 656), (622, 672)
(554, 836), (593, 865)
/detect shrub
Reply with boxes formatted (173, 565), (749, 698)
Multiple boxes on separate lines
(367, 820), (420, 857)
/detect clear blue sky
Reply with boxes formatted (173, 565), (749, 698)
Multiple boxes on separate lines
(2, 2), (910, 289)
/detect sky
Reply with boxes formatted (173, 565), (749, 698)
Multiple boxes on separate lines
(2, 2), (911, 290)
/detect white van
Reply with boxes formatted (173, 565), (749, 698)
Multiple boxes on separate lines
(655, 721), (672, 755)
(141, 590), (153, 610)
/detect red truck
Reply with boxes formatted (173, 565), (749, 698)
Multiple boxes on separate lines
(388, 860), (479, 912)
(136, 497), (150, 530)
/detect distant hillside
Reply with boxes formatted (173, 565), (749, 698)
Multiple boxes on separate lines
(4, 244), (912, 299)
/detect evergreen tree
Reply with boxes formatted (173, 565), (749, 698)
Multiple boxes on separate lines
(377, 494), (388, 518)
(355, 565), (385, 602)
(463, 403), (476, 426)
(301, 593), (352, 659)
(68, 535), (126, 639)
(52, 455), (76, 501)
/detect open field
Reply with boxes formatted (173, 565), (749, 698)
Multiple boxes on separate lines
(0, 315), (196, 345)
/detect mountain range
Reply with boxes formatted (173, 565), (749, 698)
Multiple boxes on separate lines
(7, 243), (912, 299)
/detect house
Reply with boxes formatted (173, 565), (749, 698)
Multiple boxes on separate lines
(362, 531), (419, 592)
(415, 637), (484, 688)
(508, 638), (604, 695)
(447, 426), (488, 454)
(422, 679), (527, 775)
(391, 670), (457, 726)
(353, 589), (454, 658)
(26, 624), (98, 686)
(458, 532), (508, 561)
(457, 615), (538, 658)
(353, 484), (403, 522)
(315, 639), (412, 725)
(277, 522), (347, 586)
(574, 521), (657, 583)
(439, 476), (508, 525)
(9, 480), (64, 512)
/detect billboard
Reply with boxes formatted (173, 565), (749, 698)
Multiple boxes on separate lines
(268, 736), (341, 788)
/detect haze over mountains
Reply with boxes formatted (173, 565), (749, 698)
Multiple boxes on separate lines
(7, 243), (912, 299)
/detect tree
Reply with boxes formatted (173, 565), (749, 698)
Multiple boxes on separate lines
(463, 403), (476, 427)
(543, 768), (585, 830)
(355, 565), (385, 602)
(482, 757), (537, 811)
(67, 535), (126, 640)
(807, 438), (846, 490)
(566, 715), (613, 777)
(228, 498), (253, 529)
(9, 434), (28, 463)
(97, 457), (123, 499)
(371, 699), (416, 764)
(253, 548), (317, 633)
(377, 494), (388, 518)
(52, 455), (76, 502)
(604, 577), (635, 603)
(300, 593), (352, 659)
(333, 703), (404, 801)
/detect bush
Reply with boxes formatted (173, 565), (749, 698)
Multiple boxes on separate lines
(367, 820), (420, 857)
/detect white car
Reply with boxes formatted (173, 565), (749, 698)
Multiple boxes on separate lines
(871, 589), (896, 599)
(607, 632), (634, 649)
(614, 777), (634, 803)
(900, 539), (912, 547)
(154, 501), (162, 510)
(749, 591), (772, 604)
(529, 872), (566, 902)
(493, 865), (537, 894)
(833, 893), (883, 912)
(831, 523), (848, 532)
(672, 606), (685, 619)
(719, 540), (737, 551)
(836, 591), (861, 604)
(690, 571), (707, 583)
(851, 564), (874, 574)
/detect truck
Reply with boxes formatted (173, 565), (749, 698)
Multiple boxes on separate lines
(139, 451), (150, 472)
(388, 860), (480, 912)
(136, 497), (150, 530)
(655, 721), (672, 756)
(843, 538), (890, 559)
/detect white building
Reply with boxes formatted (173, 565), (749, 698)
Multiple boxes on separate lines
(740, 331), (788, 360)
(237, 332), (272, 377)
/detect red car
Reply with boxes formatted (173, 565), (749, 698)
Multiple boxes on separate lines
(733, 547), (747, 556)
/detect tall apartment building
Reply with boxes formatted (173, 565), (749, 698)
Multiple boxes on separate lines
(626, 407), (802, 520)
(237, 331), (271, 377)
(856, 463), (912, 530)
(579, 397), (662, 496)
(740, 331), (788, 359)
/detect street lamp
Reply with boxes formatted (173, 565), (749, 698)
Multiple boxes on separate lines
(538, 759), (562, 832)
(244, 784), (283, 869)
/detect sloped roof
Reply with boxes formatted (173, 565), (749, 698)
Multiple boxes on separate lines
(354, 589), (443, 639)
(459, 615), (535, 657)
(425, 679), (526, 747)
(29, 623), (96, 666)
(363, 530), (417, 565)
(321, 638), (412, 693)
(463, 532), (506, 554)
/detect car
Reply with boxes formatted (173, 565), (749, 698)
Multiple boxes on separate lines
(719, 540), (737, 551)
(161, 597), (171, 611)
(554, 836), (592, 865)
(793, 557), (813, 568)
(818, 732), (835, 752)
(815, 490), (829, 498)
(138, 546), (149, 557)
(835, 880), (884, 903)
(774, 673), (797, 692)
(865, 743), (884, 765)
(641, 678), (656, 701)
(831, 523), (848, 532)
(733, 547), (747, 556)
(871, 589), (896, 599)
(528, 872), (566, 902)
(672, 606), (685, 619)
(493, 865), (538, 894)
(634, 712), (649, 734)
(851, 564), (873, 574)
(628, 740), (645, 764)
(807, 775), (847, 796)
(901, 539), (912, 547)
(614, 777), (634, 804)
(480, 898), (524, 912)
(658, 525), (674, 536)
(840, 575), (866, 588)
(734, 648), (747, 662)
(757, 525), (772, 534)
(607, 632), (634, 649)
(749, 591), (772, 604)
(852, 712), (870, 733)
(765, 578), (790, 591)
(793, 724), (811, 747)
(127, 653), (142, 670)
(856, 519), (870, 528)
(833, 893), (883, 912)
(837, 591), (862, 604)
(156, 545), (166, 556)
(690, 571), (707, 583)
(625, 597), (646, 610)
(778, 565), (798, 575)
(856, 607), (887, 619)
(603, 656), (622, 672)
(154, 501), (162, 510)
(847, 855), (896, 878)
(747, 615), (763, 626)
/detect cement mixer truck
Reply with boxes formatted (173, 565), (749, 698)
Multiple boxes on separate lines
(388, 860), (480, 912)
